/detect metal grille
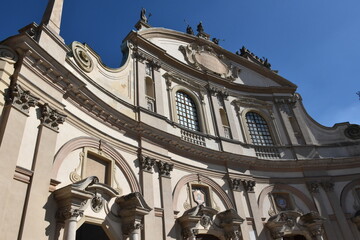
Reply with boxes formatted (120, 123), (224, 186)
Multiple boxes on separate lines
(246, 112), (274, 146)
(175, 91), (200, 131)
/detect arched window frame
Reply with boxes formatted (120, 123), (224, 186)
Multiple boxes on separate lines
(145, 76), (155, 112)
(170, 85), (207, 133)
(240, 109), (279, 146)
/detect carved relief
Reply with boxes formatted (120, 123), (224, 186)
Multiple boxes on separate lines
(6, 84), (39, 114)
(344, 124), (360, 140)
(70, 41), (94, 73)
(179, 42), (240, 80)
(230, 178), (242, 192)
(91, 194), (104, 213)
(40, 103), (66, 130)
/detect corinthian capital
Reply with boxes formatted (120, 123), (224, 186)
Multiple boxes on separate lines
(6, 84), (39, 114)
(57, 206), (84, 221)
(139, 156), (155, 173)
(243, 180), (256, 192)
(306, 182), (320, 193)
(40, 103), (66, 130)
(156, 161), (173, 177)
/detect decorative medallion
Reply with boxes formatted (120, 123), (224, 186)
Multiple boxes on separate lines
(344, 124), (360, 140)
(193, 189), (205, 205)
(71, 41), (94, 73)
(91, 194), (104, 213)
(179, 43), (239, 80)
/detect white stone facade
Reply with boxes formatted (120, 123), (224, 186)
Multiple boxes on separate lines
(0, 1), (359, 240)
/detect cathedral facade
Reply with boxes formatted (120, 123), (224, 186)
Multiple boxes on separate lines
(0, 1), (360, 240)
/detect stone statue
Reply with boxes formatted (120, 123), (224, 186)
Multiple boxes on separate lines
(186, 25), (194, 35)
(212, 38), (219, 45)
(140, 8), (147, 23)
(197, 21), (204, 34)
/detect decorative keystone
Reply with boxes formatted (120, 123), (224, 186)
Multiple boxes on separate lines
(40, 103), (66, 131)
(156, 161), (173, 177)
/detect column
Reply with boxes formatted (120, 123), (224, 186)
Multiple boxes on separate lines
(243, 180), (266, 240)
(21, 103), (66, 239)
(321, 181), (354, 240)
(62, 209), (84, 240)
(157, 161), (175, 240)
(139, 156), (157, 240)
(0, 84), (38, 226)
(230, 179), (251, 240)
(306, 182), (337, 240)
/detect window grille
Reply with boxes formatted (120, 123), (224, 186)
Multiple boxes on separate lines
(175, 91), (200, 131)
(246, 112), (274, 146)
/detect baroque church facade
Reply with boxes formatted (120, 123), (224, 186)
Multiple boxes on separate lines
(1, 1), (360, 240)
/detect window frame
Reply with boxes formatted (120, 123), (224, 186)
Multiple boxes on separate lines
(240, 109), (279, 146)
(170, 85), (207, 133)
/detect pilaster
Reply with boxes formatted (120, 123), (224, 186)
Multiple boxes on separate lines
(242, 180), (266, 240)
(306, 181), (337, 240)
(20, 103), (66, 239)
(139, 155), (157, 240)
(321, 181), (354, 240)
(157, 160), (175, 240)
(152, 62), (165, 115)
(0, 84), (38, 229)
(230, 178), (251, 240)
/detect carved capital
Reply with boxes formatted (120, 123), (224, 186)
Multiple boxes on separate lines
(182, 228), (195, 239)
(6, 84), (39, 114)
(307, 182), (320, 193)
(139, 156), (155, 173)
(320, 181), (334, 192)
(230, 178), (242, 192)
(123, 223), (143, 235)
(156, 161), (173, 177)
(225, 230), (241, 240)
(40, 103), (66, 130)
(242, 180), (256, 192)
(57, 206), (84, 221)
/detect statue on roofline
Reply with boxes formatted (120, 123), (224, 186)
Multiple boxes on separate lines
(140, 8), (147, 23)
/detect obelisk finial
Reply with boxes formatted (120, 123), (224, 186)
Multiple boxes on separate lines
(41, 0), (64, 35)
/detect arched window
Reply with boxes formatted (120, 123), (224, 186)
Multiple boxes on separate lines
(245, 112), (274, 146)
(175, 91), (200, 131)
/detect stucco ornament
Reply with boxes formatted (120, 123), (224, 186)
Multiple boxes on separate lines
(71, 41), (94, 73)
(179, 43), (239, 80)
(0, 45), (18, 63)
(344, 124), (360, 139)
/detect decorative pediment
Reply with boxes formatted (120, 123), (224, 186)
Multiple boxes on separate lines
(179, 43), (240, 80)
(266, 211), (325, 239)
(178, 205), (243, 240)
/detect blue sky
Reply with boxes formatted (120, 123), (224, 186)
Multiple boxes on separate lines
(1, 0), (359, 126)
